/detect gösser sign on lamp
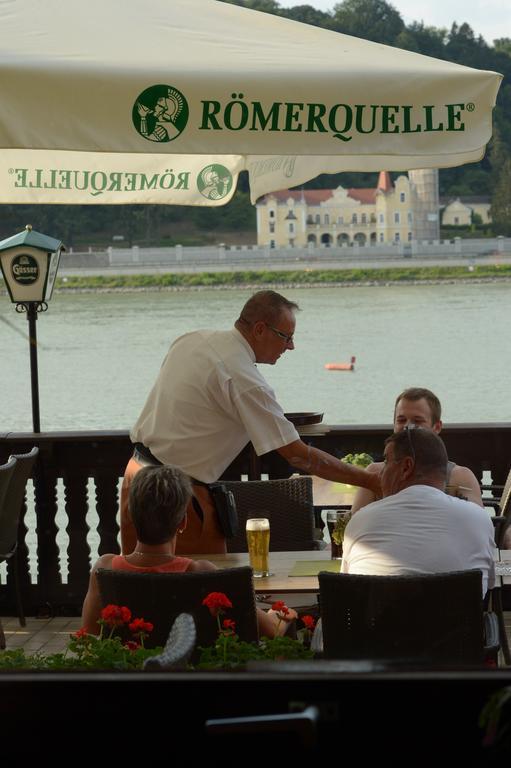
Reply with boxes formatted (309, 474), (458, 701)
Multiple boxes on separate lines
(0, 225), (65, 432)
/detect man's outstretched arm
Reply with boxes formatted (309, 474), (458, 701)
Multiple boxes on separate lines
(350, 462), (383, 512)
(277, 440), (381, 494)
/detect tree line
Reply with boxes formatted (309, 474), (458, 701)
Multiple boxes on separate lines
(1, 0), (510, 244)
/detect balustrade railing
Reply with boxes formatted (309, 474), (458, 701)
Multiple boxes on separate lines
(1, 423), (510, 615)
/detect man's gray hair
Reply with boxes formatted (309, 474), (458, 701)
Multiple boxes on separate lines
(385, 428), (448, 482)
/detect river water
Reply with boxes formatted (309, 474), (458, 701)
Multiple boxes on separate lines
(1, 282), (511, 432)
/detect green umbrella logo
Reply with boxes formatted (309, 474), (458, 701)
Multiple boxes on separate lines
(133, 84), (188, 142)
(197, 164), (233, 200)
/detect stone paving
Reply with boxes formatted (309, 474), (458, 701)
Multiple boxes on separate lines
(2, 616), (82, 654)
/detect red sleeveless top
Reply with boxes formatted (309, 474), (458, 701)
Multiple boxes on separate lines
(111, 555), (193, 573)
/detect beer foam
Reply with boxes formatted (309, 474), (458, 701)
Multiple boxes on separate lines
(246, 518), (269, 531)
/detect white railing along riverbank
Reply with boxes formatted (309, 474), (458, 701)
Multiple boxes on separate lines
(59, 237), (511, 275)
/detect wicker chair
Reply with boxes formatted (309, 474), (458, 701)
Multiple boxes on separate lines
(0, 447), (39, 630)
(488, 468), (511, 548)
(222, 476), (318, 552)
(96, 565), (258, 652)
(318, 569), (492, 666)
(0, 456), (17, 649)
(143, 613), (197, 671)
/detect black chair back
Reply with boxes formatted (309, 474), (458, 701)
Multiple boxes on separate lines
(496, 469), (511, 547)
(0, 456), (17, 646)
(222, 477), (316, 552)
(96, 565), (258, 649)
(0, 457), (17, 522)
(0, 447), (38, 556)
(319, 569), (485, 666)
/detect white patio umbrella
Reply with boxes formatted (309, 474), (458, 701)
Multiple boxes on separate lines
(0, 0), (502, 206)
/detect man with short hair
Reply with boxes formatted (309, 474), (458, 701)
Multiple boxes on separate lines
(351, 387), (483, 512)
(121, 290), (380, 555)
(342, 429), (495, 595)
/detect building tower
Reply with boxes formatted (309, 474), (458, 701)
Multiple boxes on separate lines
(408, 169), (440, 242)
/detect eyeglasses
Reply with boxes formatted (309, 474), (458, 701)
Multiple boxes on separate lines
(265, 322), (294, 345)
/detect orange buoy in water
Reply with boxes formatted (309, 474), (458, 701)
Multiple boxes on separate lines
(324, 355), (356, 371)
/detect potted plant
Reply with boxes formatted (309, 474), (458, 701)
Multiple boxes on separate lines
(0, 597), (317, 672)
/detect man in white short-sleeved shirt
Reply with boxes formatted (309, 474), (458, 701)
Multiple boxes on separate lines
(311, 428), (495, 655)
(342, 428), (495, 595)
(121, 290), (381, 555)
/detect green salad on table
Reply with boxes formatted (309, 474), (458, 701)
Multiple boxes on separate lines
(341, 452), (374, 468)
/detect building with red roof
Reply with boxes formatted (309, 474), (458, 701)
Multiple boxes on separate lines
(256, 171), (442, 248)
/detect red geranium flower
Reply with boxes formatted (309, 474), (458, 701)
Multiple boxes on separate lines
(202, 592), (233, 618)
(301, 615), (316, 631)
(129, 618), (154, 635)
(271, 600), (289, 616)
(71, 627), (89, 641)
(100, 604), (132, 627)
(222, 618), (236, 633)
(124, 640), (140, 652)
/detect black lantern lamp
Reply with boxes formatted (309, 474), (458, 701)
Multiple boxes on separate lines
(0, 225), (65, 432)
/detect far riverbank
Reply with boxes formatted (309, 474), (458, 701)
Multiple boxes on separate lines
(48, 263), (511, 292)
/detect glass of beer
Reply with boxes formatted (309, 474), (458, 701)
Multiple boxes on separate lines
(246, 517), (270, 577)
(326, 510), (351, 560)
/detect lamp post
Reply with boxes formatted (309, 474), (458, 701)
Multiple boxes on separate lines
(0, 225), (65, 433)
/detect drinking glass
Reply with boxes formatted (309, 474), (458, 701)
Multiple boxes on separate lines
(246, 517), (271, 577)
(326, 510), (351, 560)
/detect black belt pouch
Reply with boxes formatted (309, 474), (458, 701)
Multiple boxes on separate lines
(208, 483), (238, 538)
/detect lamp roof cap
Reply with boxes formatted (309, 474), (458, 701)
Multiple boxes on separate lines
(0, 226), (65, 253)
